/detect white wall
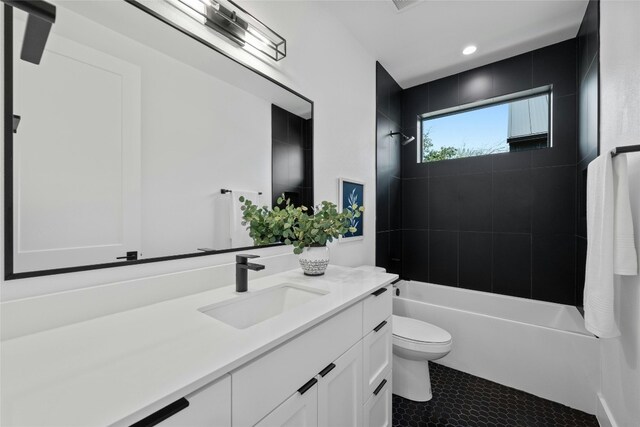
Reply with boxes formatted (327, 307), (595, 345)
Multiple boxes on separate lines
(0, 1), (376, 301)
(599, 1), (640, 425)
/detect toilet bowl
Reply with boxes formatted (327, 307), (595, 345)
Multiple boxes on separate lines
(392, 314), (452, 402)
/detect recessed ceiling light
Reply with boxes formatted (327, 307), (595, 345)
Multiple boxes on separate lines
(462, 45), (477, 55)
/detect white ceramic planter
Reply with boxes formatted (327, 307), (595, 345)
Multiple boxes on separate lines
(298, 245), (330, 276)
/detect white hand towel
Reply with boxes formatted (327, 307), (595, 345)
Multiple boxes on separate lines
(584, 154), (619, 338)
(612, 154), (638, 275)
(212, 194), (232, 250)
(231, 191), (259, 248)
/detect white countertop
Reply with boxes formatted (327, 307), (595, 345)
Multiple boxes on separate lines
(0, 266), (397, 426)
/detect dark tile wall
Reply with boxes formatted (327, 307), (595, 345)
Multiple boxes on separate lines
(272, 105), (313, 208)
(576, 0), (600, 306)
(397, 40), (580, 305)
(376, 62), (403, 275)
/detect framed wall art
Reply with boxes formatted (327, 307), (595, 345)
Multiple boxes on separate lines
(338, 178), (364, 241)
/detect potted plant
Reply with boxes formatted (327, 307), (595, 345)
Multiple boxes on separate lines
(239, 195), (364, 276)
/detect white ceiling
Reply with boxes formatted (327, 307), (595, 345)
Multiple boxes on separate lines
(320, 0), (589, 88)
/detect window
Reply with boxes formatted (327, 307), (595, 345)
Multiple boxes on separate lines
(420, 87), (551, 163)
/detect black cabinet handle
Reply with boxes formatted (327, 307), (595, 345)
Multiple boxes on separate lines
(374, 320), (387, 332)
(130, 397), (189, 427)
(373, 379), (387, 396)
(297, 377), (318, 395)
(117, 251), (138, 261)
(371, 287), (387, 297)
(319, 363), (336, 377)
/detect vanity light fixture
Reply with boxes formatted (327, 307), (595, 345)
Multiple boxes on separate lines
(167, 0), (286, 61)
(462, 45), (477, 55)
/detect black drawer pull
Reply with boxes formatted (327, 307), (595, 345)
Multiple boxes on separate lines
(371, 287), (387, 297)
(374, 320), (387, 332)
(130, 397), (189, 427)
(298, 377), (318, 395)
(319, 363), (336, 377)
(373, 379), (388, 396)
(116, 251), (138, 261)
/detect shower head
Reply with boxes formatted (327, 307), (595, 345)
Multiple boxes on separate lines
(402, 135), (416, 145)
(389, 131), (416, 145)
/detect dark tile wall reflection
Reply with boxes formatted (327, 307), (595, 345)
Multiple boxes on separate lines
(576, 0), (600, 306)
(376, 62), (403, 275)
(395, 39), (581, 305)
(272, 105), (313, 209)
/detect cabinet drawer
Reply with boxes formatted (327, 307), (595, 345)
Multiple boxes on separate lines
(363, 368), (392, 427)
(254, 383), (318, 427)
(362, 316), (392, 399)
(232, 302), (363, 427)
(135, 374), (231, 427)
(362, 285), (392, 335)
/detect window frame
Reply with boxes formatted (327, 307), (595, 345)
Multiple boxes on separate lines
(418, 85), (553, 163)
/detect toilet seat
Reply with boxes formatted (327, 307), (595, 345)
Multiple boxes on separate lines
(392, 315), (452, 353)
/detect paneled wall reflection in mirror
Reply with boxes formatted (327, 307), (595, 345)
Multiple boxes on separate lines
(5, 1), (313, 278)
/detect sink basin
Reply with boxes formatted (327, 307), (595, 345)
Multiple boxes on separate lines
(199, 284), (329, 329)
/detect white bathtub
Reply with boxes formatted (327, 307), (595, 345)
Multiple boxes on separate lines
(393, 280), (599, 414)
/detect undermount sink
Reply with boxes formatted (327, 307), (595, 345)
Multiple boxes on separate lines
(199, 284), (329, 329)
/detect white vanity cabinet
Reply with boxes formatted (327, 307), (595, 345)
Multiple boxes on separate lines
(231, 302), (364, 427)
(363, 317), (392, 399)
(128, 284), (393, 427)
(1, 266), (398, 427)
(255, 383), (319, 427)
(363, 286), (392, 334)
(362, 286), (393, 427)
(363, 368), (392, 427)
(149, 374), (231, 427)
(257, 341), (363, 427)
(237, 284), (393, 427)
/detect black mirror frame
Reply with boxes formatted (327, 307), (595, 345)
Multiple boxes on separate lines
(3, 2), (313, 280)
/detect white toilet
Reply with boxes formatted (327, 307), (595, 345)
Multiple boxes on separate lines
(392, 314), (452, 402)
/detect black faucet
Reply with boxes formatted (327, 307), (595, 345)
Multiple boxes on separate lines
(236, 254), (265, 292)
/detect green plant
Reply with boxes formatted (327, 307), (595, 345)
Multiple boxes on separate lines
(422, 127), (508, 162)
(422, 128), (458, 162)
(239, 195), (364, 255)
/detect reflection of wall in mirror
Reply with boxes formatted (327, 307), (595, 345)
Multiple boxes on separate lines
(12, 4), (274, 270)
(12, 16), (142, 272)
(272, 105), (313, 209)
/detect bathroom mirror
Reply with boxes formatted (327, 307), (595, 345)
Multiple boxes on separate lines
(5, 0), (313, 278)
